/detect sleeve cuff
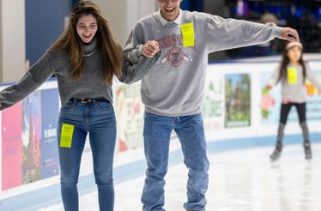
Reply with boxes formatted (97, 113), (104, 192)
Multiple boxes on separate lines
(271, 23), (282, 38)
(137, 44), (144, 57)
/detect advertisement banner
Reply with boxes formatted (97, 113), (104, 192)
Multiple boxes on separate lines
(1, 102), (23, 190)
(225, 73), (251, 128)
(21, 92), (42, 184)
(115, 83), (144, 152)
(260, 71), (281, 125)
(40, 89), (60, 179)
(203, 72), (224, 130)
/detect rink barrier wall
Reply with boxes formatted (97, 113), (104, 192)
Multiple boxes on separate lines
(1, 133), (321, 210)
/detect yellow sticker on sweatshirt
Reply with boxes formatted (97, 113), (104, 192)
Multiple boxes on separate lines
(287, 67), (298, 84)
(181, 22), (195, 47)
(60, 123), (74, 148)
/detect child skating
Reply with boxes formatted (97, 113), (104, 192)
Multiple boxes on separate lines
(265, 41), (321, 161)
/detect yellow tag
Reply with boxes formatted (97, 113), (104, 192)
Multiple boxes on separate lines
(181, 22), (195, 47)
(287, 67), (298, 84)
(60, 123), (74, 148)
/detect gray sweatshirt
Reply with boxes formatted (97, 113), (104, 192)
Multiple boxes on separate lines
(267, 63), (321, 103)
(0, 39), (160, 110)
(124, 10), (282, 116)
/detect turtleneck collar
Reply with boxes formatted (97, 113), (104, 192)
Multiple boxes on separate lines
(82, 37), (97, 56)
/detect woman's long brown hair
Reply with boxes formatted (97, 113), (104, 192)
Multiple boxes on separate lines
(278, 43), (306, 83)
(50, 0), (122, 85)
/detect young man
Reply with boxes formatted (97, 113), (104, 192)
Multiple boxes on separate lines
(124, 0), (299, 210)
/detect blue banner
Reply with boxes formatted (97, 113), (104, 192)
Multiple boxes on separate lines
(40, 89), (60, 179)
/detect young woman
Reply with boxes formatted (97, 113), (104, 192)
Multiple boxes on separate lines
(0, 1), (159, 210)
(266, 41), (321, 162)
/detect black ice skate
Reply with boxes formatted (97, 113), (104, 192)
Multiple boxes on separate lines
(270, 142), (283, 162)
(270, 124), (285, 162)
(304, 142), (312, 160)
(301, 122), (312, 160)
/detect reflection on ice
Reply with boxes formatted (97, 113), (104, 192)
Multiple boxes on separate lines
(40, 144), (321, 211)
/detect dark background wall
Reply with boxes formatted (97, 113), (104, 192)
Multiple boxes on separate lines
(24, 0), (321, 63)
(181, 0), (204, 12)
(25, 0), (79, 65)
(182, 0), (321, 60)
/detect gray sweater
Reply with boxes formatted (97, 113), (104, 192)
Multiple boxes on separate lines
(0, 39), (160, 110)
(267, 63), (321, 103)
(124, 10), (283, 116)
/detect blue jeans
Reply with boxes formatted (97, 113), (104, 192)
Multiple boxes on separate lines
(58, 100), (116, 211)
(142, 112), (209, 211)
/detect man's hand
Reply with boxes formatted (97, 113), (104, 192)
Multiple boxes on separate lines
(142, 41), (160, 58)
(279, 27), (300, 42)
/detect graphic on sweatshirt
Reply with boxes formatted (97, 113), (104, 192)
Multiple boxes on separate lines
(157, 34), (193, 68)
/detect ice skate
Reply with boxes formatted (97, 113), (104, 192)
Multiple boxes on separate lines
(304, 142), (312, 160)
(270, 142), (283, 161)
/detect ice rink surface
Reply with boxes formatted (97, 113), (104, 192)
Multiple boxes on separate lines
(39, 143), (321, 211)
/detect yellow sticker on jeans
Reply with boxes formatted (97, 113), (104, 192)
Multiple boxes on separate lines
(60, 123), (74, 148)
(181, 22), (195, 47)
(287, 67), (298, 84)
